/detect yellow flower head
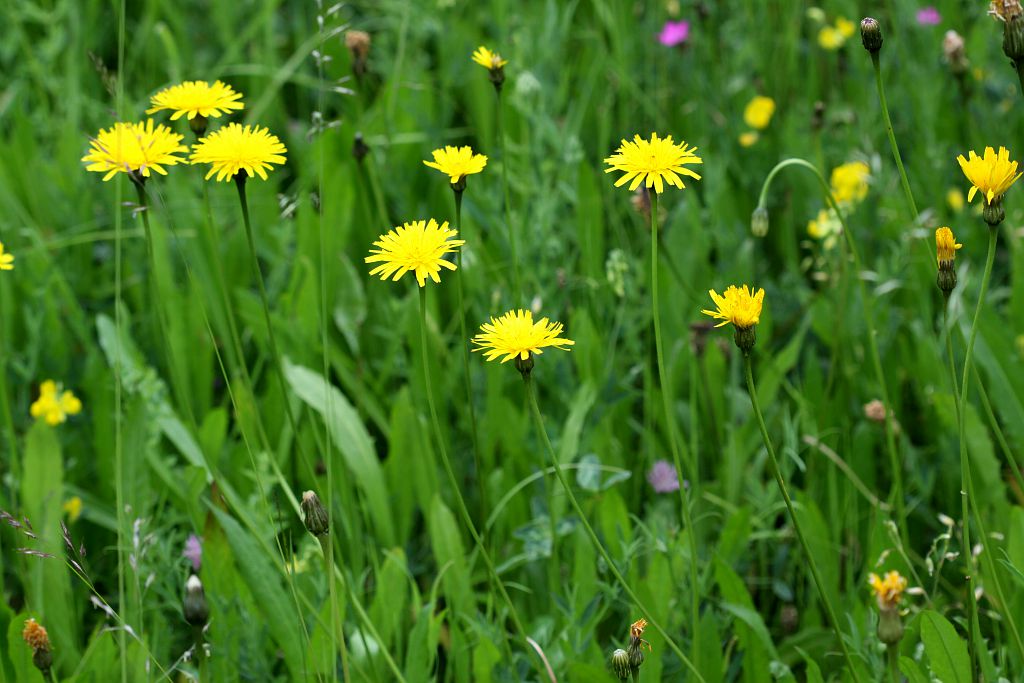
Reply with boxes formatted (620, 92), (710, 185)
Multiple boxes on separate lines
(22, 619), (50, 653)
(818, 26), (843, 49)
(830, 161), (870, 205)
(423, 145), (488, 185)
(63, 496), (83, 522)
(472, 309), (575, 363)
(836, 18), (856, 38)
(630, 618), (648, 641)
(744, 96), (776, 130)
(702, 285), (765, 329)
(957, 146), (1022, 205)
(472, 46), (508, 71)
(82, 120), (188, 182)
(189, 123), (287, 182)
(947, 188), (965, 212)
(365, 219), (464, 287)
(146, 80), (244, 121)
(30, 381), (83, 426)
(0, 241), (14, 271)
(868, 570), (908, 611)
(936, 227), (962, 263)
(603, 133), (703, 194)
(738, 132), (759, 148)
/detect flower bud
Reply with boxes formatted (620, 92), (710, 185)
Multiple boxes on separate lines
(627, 643), (645, 670)
(189, 115), (208, 139)
(514, 354), (534, 378)
(610, 649), (631, 680)
(345, 30), (371, 78)
(877, 607), (904, 645)
(943, 30), (969, 76)
(183, 574), (210, 627)
(301, 490), (329, 538)
(860, 17), (883, 54)
(983, 198), (1006, 227)
(751, 205), (769, 237)
(734, 325), (757, 354)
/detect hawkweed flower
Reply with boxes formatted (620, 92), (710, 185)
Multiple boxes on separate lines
(738, 131), (759, 148)
(647, 460), (681, 493)
(82, 119), (188, 182)
(0, 241), (14, 271)
(63, 496), (83, 522)
(365, 219), (464, 287)
(957, 146), (1021, 225)
(610, 648), (631, 680)
(935, 227), (962, 296)
(627, 618), (651, 671)
(22, 618), (53, 678)
(869, 570), (908, 644)
(345, 30), (372, 78)
(830, 161), (870, 204)
(472, 309), (574, 376)
(146, 80), (243, 136)
(423, 145), (487, 191)
(183, 574), (210, 627)
(702, 285), (765, 353)
(30, 380), (82, 426)
(472, 46), (507, 90)
(819, 17), (856, 50)
(947, 188), (966, 212)
(658, 20), (690, 47)
(603, 133), (703, 194)
(744, 95), (776, 130)
(189, 123), (287, 182)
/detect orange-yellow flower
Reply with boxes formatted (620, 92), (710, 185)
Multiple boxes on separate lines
(868, 570), (908, 611)
(957, 146), (1022, 205)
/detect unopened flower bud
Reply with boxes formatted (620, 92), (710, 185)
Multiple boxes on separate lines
(877, 607), (904, 645)
(514, 354), (534, 378)
(183, 574), (209, 627)
(301, 490), (329, 538)
(943, 30), (969, 76)
(345, 30), (371, 78)
(983, 198), (1006, 227)
(189, 115), (208, 139)
(610, 649), (631, 680)
(751, 205), (769, 237)
(734, 325), (757, 354)
(860, 17), (883, 54)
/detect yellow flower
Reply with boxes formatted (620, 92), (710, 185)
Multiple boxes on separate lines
(63, 496), (83, 522)
(818, 26), (843, 49)
(423, 145), (488, 184)
(630, 618), (648, 641)
(957, 146), (1022, 205)
(0, 242), (14, 271)
(146, 80), (244, 121)
(702, 285), (765, 329)
(743, 96), (776, 130)
(868, 570), (908, 611)
(365, 219), (464, 287)
(830, 161), (870, 204)
(947, 188), (965, 212)
(472, 309), (575, 363)
(836, 17), (856, 38)
(472, 46), (508, 70)
(936, 227), (962, 263)
(189, 123), (287, 182)
(30, 381), (83, 426)
(738, 132), (759, 147)
(82, 120), (188, 182)
(603, 132), (703, 194)
(22, 619), (50, 654)
(807, 207), (843, 249)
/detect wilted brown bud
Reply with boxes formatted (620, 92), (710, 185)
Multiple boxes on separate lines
(345, 30), (371, 78)
(864, 399), (887, 423)
(943, 30), (969, 75)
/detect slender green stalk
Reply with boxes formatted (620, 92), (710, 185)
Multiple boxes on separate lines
(869, 53), (919, 221)
(523, 374), (706, 682)
(886, 645), (898, 683)
(0, 287), (19, 506)
(743, 355), (863, 682)
(648, 191), (702, 665)
(496, 90), (522, 304)
(114, 3), (128, 676)
(756, 159), (908, 549)
(1015, 61), (1024, 97)
(973, 365), (1024, 498)
(416, 287), (536, 674)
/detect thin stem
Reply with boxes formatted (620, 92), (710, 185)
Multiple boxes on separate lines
(0, 283), (19, 506)
(115, 1), (128, 678)
(648, 191), (702, 666)
(743, 355), (863, 682)
(523, 374), (706, 683)
(886, 644), (899, 683)
(496, 90), (522, 304)
(869, 52), (919, 221)
(1015, 60), (1024, 97)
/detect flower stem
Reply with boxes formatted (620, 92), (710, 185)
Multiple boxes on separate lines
(496, 90), (522, 304)
(743, 354), (863, 683)
(648, 191), (702, 668)
(886, 644), (899, 683)
(869, 52), (919, 221)
(1015, 60), (1024, 97)
(522, 373), (707, 683)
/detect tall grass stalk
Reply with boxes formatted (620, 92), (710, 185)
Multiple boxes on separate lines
(496, 91), (522, 304)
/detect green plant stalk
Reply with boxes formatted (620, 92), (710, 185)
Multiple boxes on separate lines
(0, 288), (19, 506)
(496, 90), (523, 304)
(416, 287), (536, 674)
(115, 2), (128, 678)
(743, 355), (863, 682)
(648, 191), (702, 665)
(886, 644), (898, 683)
(317, 536), (349, 682)
(1015, 60), (1024, 97)
(756, 159), (908, 549)
(870, 53), (919, 221)
(523, 373), (707, 683)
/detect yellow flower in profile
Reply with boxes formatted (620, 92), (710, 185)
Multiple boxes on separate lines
(22, 619), (50, 654)
(936, 227), (962, 263)
(830, 161), (870, 204)
(472, 46), (508, 70)
(947, 188), (965, 212)
(82, 120), (188, 182)
(743, 96), (776, 130)
(423, 146), (488, 185)
(365, 219), (464, 287)
(0, 242), (14, 271)
(603, 133), (703, 194)
(702, 285), (765, 329)
(30, 381), (82, 426)
(868, 570), (908, 611)
(146, 80), (244, 121)
(472, 309), (575, 363)
(957, 146), (1022, 205)
(63, 496), (83, 522)
(189, 123), (287, 182)
(738, 132), (759, 148)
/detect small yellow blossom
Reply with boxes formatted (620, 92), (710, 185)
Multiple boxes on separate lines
(957, 146), (1022, 205)
(807, 207), (843, 250)
(603, 133), (703, 194)
(836, 18), (856, 38)
(739, 132), (759, 147)
(30, 381), (83, 426)
(0, 242), (14, 271)
(702, 285), (765, 329)
(471, 46), (508, 70)
(22, 619), (50, 653)
(63, 496), (83, 522)
(82, 120), (188, 182)
(423, 145), (488, 185)
(936, 227), (962, 264)
(472, 309), (575, 363)
(146, 80), (244, 121)
(365, 219), (464, 287)
(818, 18), (855, 49)
(868, 570), (908, 611)
(743, 96), (776, 130)
(189, 123), (287, 182)
(947, 188), (965, 212)
(830, 161), (870, 204)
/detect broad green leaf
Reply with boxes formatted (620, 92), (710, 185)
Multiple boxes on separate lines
(920, 610), (970, 683)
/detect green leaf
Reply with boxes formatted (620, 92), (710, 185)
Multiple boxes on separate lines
(920, 610), (970, 683)
(899, 656), (930, 683)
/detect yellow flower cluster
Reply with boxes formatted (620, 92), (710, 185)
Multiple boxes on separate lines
(739, 95), (776, 147)
(818, 17), (856, 50)
(30, 380), (82, 426)
(868, 570), (908, 611)
(806, 161), (870, 249)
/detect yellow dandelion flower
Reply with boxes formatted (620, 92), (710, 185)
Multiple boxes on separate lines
(472, 46), (508, 70)
(868, 570), (908, 611)
(738, 131), (759, 147)
(630, 618), (648, 641)
(22, 619), (50, 653)
(702, 285), (765, 329)
(63, 496), (83, 522)
(365, 219), (464, 287)
(472, 309), (575, 363)
(818, 26), (844, 50)
(836, 17), (856, 38)
(830, 161), (870, 204)
(146, 80), (244, 121)
(30, 381), (83, 426)
(947, 188), (965, 212)
(957, 146), (1022, 205)
(936, 227), (962, 263)
(743, 96), (776, 130)
(82, 120), (188, 182)
(603, 132), (703, 194)
(423, 145), (488, 185)
(0, 242), (14, 271)
(189, 123), (287, 182)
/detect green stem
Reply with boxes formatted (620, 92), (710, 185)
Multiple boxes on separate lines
(648, 191), (702, 668)
(870, 52), (919, 221)
(523, 374), (706, 683)
(886, 644), (899, 683)
(973, 364), (1024, 499)
(0, 285), (19, 506)
(743, 355), (863, 682)
(496, 90), (522, 304)
(1015, 60), (1024, 97)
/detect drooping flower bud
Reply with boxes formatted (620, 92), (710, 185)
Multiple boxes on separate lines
(751, 205), (769, 237)
(301, 490), (329, 538)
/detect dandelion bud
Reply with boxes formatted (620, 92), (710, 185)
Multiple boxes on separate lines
(301, 490), (329, 538)
(877, 607), (904, 645)
(860, 17), (883, 54)
(183, 574), (209, 627)
(751, 205), (769, 237)
(345, 30), (371, 78)
(189, 115), (208, 138)
(514, 353), (534, 378)
(353, 133), (369, 164)
(869, 570), (908, 645)
(610, 649), (631, 680)
(23, 619), (53, 678)
(983, 198), (1006, 227)
(935, 227), (962, 297)
(734, 325), (756, 354)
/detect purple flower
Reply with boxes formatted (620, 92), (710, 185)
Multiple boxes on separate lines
(183, 533), (202, 572)
(647, 460), (681, 493)
(659, 20), (690, 47)
(916, 7), (940, 25)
